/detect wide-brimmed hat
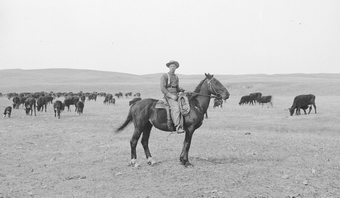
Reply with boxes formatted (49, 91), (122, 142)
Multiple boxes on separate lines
(166, 60), (179, 68)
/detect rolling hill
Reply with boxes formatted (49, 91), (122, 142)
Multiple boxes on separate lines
(0, 69), (339, 97)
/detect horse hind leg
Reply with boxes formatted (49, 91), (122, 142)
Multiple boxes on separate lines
(129, 127), (144, 168)
(141, 122), (156, 166)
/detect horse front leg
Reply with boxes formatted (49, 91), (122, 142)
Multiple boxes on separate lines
(180, 128), (195, 167)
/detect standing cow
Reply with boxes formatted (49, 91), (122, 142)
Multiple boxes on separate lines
(257, 95), (273, 108)
(24, 98), (37, 116)
(75, 101), (84, 115)
(37, 96), (47, 112)
(63, 96), (79, 111)
(53, 100), (64, 119)
(289, 94), (317, 116)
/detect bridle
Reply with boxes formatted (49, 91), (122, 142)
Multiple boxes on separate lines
(188, 77), (220, 98)
(207, 77), (219, 96)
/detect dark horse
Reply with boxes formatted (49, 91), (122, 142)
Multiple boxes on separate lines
(115, 73), (230, 167)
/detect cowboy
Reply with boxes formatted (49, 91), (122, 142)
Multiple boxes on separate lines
(160, 60), (185, 133)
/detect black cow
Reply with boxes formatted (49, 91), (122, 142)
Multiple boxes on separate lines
(12, 96), (21, 109)
(129, 97), (142, 106)
(75, 101), (84, 115)
(103, 94), (115, 105)
(257, 95), (273, 108)
(45, 95), (54, 104)
(88, 93), (97, 101)
(3, 106), (12, 118)
(37, 96), (47, 112)
(289, 94), (316, 116)
(213, 97), (223, 108)
(53, 100), (64, 119)
(24, 98), (37, 116)
(239, 95), (251, 105)
(63, 96), (79, 111)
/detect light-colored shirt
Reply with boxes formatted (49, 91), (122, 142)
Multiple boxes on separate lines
(160, 72), (180, 96)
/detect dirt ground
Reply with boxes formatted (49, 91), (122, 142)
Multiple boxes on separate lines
(1, 95), (340, 198)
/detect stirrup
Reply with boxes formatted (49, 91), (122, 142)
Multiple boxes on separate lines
(175, 126), (185, 134)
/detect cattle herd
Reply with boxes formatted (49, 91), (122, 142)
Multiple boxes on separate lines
(2, 91), (142, 119)
(2, 90), (316, 118)
(213, 92), (316, 116)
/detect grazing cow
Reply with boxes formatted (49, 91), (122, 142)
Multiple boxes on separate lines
(3, 106), (12, 118)
(53, 100), (64, 119)
(289, 94), (316, 116)
(63, 96), (79, 111)
(75, 101), (84, 115)
(257, 95), (273, 108)
(129, 97), (142, 106)
(24, 98), (37, 116)
(36, 96), (47, 112)
(239, 95), (251, 105)
(213, 97), (223, 108)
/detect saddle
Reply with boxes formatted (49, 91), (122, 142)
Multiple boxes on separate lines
(155, 94), (190, 131)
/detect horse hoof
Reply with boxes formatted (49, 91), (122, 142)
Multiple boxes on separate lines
(147, 159), (157, 166)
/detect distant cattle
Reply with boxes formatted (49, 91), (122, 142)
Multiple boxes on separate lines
(63, 96), (80, 111)
(213, 97), (223, 108)
(80, 95), (86, 103)
(75, 101), (84, 115)
(249, 92), (262, 105)
(37, 96), (47, 112)
(125, 92), (132, 98)
(24, 98), (37, 116)
(289, 94), (316, 116)
(45, 95), (54, 104)
(103, 94), (115, 105)
(12, 96), (21, 109)
(257, 95), (273, 108)
(129, 97), (142, 106)
(3, 106), (12, 118)
(115, 92), (123, 98)
(88, 93), (97, 101)
(239, 95), (251, 105)
(53, 100), (64, 119)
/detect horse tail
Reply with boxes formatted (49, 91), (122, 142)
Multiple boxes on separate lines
(115, 108), (133, 133)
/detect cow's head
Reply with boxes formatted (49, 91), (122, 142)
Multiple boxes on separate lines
(288, 107), (294, 116)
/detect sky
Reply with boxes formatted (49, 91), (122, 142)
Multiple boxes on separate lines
(1, 0), (340, 75)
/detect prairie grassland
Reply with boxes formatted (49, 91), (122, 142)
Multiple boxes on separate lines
(1, 70), (340, 197)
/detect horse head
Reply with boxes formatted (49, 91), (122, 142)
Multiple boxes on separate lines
(205, 73), (230, 100)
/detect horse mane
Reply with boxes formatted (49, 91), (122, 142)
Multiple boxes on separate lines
(193, 78), (207, 93)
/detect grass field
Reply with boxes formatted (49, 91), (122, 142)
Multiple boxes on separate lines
(1, 69), (340, 197)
